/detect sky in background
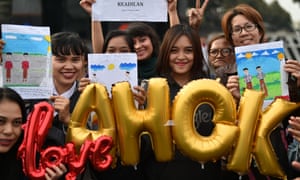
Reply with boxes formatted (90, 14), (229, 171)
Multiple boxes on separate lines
(264, 0), (300, 23)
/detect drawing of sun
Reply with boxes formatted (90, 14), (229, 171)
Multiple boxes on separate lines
(277, 52), (284, 60)
(108, 63), (115, 70)
(44, 35), (51, 53)
(245, 52), (253, 59)
(44, 35), (51, 42)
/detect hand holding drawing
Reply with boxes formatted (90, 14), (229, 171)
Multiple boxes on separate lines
(78, 77), (91, 92)
(226, 75), (241, 103)
(0, 39), (5, 60)
(187, 0), (209, 29)
(284, 59), (300, 87)
(133, 85), (147, 108)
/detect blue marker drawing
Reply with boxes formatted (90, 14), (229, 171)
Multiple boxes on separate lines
(119, 63), (136, 71)
(90, 64), (106, 71)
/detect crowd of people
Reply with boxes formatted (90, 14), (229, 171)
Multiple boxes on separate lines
(1, 0), (300, 179)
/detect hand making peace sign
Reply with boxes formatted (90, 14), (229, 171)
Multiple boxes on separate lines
(187, 0), (209, 30)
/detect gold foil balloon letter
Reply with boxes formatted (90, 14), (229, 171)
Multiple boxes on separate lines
(112, 78), (173, 166)
(172, 79), (239, 162)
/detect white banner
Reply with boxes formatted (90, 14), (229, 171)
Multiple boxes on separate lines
(92, 0), (167, 22)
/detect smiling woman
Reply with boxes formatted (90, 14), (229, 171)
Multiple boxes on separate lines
(0, 87), (27, 180)
(221, 3), (300, 179)
(138, 24), (222, 180)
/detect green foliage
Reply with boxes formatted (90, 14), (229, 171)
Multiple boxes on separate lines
(238, 72), (281, 100)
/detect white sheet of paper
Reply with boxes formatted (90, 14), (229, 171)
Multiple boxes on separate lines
(92, 0), (167, 22)
(1, 24), (52, 99)
(235, 40), (287, 109)
(88, 53), (138, 97)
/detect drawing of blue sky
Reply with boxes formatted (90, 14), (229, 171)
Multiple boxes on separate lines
(90, 64), (106, 71)
(119, 63), (136, 71)
(2, 33), (49, 55)
(236, 48), (283, 77)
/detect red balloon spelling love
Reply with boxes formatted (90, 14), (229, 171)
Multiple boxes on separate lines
(18, 102), (113, 180)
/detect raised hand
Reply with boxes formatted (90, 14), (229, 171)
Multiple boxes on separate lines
(284, 59), (300, 87)
(187, 0), (209, 30)
(167, 0), (177, 13)
(79, 0), (95, 15)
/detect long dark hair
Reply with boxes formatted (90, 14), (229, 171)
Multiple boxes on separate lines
(126, 22), (161, 58)
(51, 31), (90, 60)
(103, 30), (134, 53)
(0, 87), (26, 180)
(0, 88), (26, 123)
(156, 24), (209, 80)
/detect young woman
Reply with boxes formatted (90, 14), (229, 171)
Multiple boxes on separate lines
(102, 30), (134, 54)
(23, 31), (89, 151)
(221, 4), (300, 179)
(222, 4), (300, 103)
(156, 23), (212, 137)
(0, 87), (66, 180)
(156, 24), (209, 98)
(47, 32), (89, 147)
(137, 24), (225, 180)
(79, 0), (149, 105)
(0, 87), (27, 180)
(126, 22), (161, 83)
(24, 32), (86, 179)
(77, 28), (136, 91)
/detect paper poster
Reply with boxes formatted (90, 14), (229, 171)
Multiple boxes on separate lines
(235, 41), (287, 106)
(88, 53), (138, 97)
(1, 24), (52, 99)
(92, 0), (167, 22)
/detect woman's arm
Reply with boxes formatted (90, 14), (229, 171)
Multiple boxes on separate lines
(167, 0), (180, 27)
(80, 0), (104, 53)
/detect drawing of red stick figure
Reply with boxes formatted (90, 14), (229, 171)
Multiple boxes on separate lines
(22, 52), (29, 82)
(4, 52), (13, 82)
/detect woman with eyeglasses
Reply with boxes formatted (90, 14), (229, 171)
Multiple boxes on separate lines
(221, 4), (300, 179)
(207, 34), (236, 86)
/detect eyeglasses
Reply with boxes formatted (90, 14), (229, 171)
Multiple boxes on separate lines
(231, 23), (257, 35)
(208, 48), (233, 57)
